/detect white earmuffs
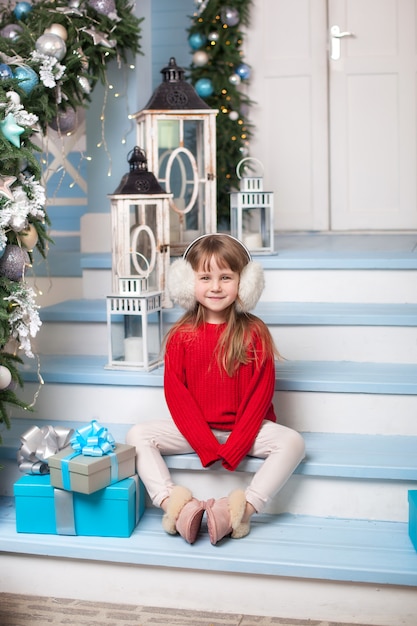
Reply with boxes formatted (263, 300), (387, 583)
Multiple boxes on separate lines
(167, 234), (265, 312)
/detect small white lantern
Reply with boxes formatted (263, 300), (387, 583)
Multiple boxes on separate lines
(133, 58), (218, 254)
(230, 158), (274, 254)
(106, 291), (163, 371)
(109, 147), (173, 307)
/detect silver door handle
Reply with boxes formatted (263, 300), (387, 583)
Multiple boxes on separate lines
(330, 25), (355, 60)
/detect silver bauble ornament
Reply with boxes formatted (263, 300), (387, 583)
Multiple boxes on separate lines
(0, 366), (12, 391)
(192, 50), (209, 67)
(208, 31), (219, 43)
(45, 23), (68, 42)
(220, 7), (240, 27)
(229, 73), (241, 86)
(6, 91), (21, 105)
(36, 33), (67, 61)
(49, 107), (77, 134)
(0, 245), (29, 281)
(88, 0), (116, 16)
(229, 110), (239, 121)
(78, 76), (91, 94)
(0, 24), (23, 40)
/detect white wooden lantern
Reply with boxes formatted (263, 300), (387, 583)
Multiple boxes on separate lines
(133, 58), (218, 254)
(230, 158), (274, 254)
(109, 147), (173, 308)
(106, 291), (163, 371)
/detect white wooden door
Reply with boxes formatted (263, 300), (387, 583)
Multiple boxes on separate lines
(329, 0), (417, 229)
(245, 0), (330, 230)
(245, 0), (417, 231)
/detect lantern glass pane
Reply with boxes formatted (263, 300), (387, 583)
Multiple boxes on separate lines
(242, 207), (272, 251)
(106, 294), (163, 370)
(157, 120), (206, 239)
(125, 201), (158, 290)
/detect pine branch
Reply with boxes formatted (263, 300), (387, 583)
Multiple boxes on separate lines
(0, 0), (143, 444)
(187, 0), (253, 226)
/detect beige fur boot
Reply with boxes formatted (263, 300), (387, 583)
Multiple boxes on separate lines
(206, 489), (250, 545)
(162, 485), (205, 544)
(229, 489), (251, 539)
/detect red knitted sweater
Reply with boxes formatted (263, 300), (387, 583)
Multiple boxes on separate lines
(164, 322), (277, 471)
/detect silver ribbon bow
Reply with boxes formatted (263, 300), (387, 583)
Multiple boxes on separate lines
(17, 425), (74, 475)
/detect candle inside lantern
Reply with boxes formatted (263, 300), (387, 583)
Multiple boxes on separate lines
(124, 337), (143, 362)
(243, 233), (263, 250)
(158, 120), (180, 150)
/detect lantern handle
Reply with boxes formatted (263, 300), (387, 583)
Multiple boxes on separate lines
(116, 250), (151, 279)
(130, 224), (157, 276)
(236, 157), (264, 180)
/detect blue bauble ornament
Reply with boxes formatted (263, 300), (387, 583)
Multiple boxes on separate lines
(0, 64), (13, 80)
(236, 63), (251, 80)
(188, 32), (207, 50)
(13, 1), (33, 21)
(0, 23), (23, 40)
(195, 77), (214, 98)
(13, 66), (39, 95)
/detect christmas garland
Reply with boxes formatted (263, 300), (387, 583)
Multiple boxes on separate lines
(187, 0), (253, 227)
(0, 0), (142, 443)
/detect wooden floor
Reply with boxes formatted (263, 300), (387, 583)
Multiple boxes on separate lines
(0, 593), (387, 626)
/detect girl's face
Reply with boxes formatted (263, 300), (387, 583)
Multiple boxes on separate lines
(194, 255), (240, 324)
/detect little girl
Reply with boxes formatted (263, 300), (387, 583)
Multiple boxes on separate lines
(126, 234), (305, 545)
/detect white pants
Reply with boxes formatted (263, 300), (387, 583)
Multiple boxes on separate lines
(126, 419), (305, 513)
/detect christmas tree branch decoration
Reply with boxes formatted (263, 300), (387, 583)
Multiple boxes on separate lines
(0, 0), (142, 443)
(187, 0), (253, 226)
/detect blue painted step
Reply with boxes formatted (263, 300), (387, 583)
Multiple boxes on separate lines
(2, 419), (417, 482)
(39, 299), (417, 327)
(29, 233), (417, 278)
(20, 354), (417, 394)
(0, 498), (416, 587)
(78, 233), (417, 270)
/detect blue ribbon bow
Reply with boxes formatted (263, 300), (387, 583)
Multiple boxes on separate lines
(70, 419), (116, 457)
(61, 420), (118, 491)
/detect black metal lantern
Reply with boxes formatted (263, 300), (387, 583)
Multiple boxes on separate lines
(133, 58), (218, 253)
(113, 147), (166, 195)
(109, 147), (173, 307)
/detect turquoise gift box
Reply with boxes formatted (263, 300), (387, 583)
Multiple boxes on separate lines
(14, 474), (145, 537)
(409, 490), (417, 551)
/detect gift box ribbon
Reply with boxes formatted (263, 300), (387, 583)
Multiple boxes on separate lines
(53, 475), (141, 535)
(54, 489), (76, 536)
(61, 420), (118, 491)
(17, 425), (74, 475)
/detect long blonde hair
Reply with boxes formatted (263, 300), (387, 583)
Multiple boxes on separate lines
(165, 234), (279, 376)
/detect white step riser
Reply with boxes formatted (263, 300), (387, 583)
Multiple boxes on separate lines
(264, 269), (417, 303)
(33, 322), (417, 364)
(2, 456), (412, 522)
(174, 471), (413, 522)
(2, 554), (416, 626)
(27, 277), (83, 308)
(82, 267), (417, 303)
(82, 270), (111, 300)
(14, 383), (417, 436)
